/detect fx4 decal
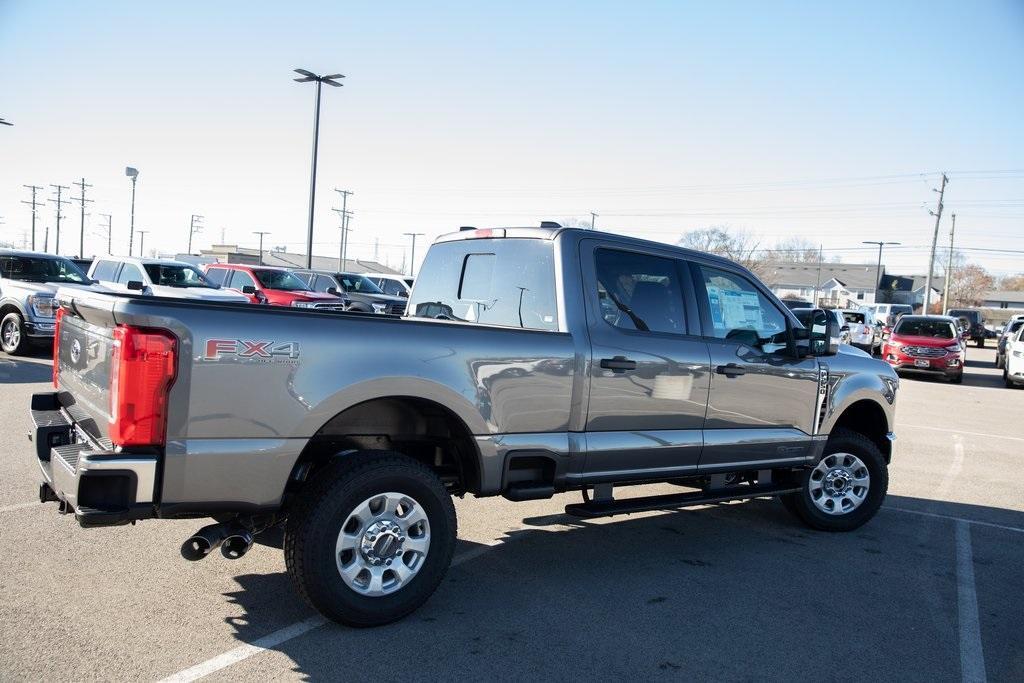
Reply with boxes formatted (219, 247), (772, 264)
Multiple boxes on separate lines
(203, 339), (300, 364)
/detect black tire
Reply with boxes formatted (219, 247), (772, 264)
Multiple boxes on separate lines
(976, 338), (984, 348)
(995, 354), (1003, 369)
(781, 428), (888, 532)
(950, 372), (963, 384)
(1, 311), (28, 355)
(284, 451), (457, 627)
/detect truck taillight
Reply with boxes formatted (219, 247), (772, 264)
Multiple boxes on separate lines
(109, 325), (177, 447)
(52, 307), (65, 388)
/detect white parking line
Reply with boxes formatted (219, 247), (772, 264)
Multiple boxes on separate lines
(157, 535), (519, 683)
(955, 521), (987, 683)
(885, 506), (1024, 534)
(899, 423), (1024, 443)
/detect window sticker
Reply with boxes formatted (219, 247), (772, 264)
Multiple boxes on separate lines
(706, 286), (764, 331)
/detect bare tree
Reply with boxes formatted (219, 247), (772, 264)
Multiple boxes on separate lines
(998, 273), (1024, 291)
(678, 226), (767, 276)
(768, 236), (820, 263)
(946, 262), (994, 307)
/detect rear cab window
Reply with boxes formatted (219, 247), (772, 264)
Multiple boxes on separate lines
(409, 238), (558, 331)
(91, 260), (120, 282)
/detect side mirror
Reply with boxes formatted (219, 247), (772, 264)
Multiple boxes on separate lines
(126, 280), (144, 291)
(807, 308), (839, 357)
(327, 286), (339, 296)
(399, 290), (409, 298)
(241, 285), (256, 295)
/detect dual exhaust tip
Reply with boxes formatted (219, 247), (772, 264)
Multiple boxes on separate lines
(181, 522), (254, 561)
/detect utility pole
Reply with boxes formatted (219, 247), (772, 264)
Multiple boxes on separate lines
(924, 173), (948, 314)
(862, 241), (900, 304)
(43, 226), (49, 252)
(373, 237), (379, 262)
(48, 184), (71, 255)
(253, 231), (271, 265)
(137, 230), (149, 257)
(72, 177), (93, 258)
(98, 214), (112, 254)
(22, 185), (43, 251)
(188, 214), (204, 254)
(812, 244), (823, 307)
(333, 188), (353, 270)
(404, 232), (425, 278)
(590, 212), (598, 230)
(942, 213), (957, 312)
(125, 167), (139, 256)
(343, 211), (353, 266)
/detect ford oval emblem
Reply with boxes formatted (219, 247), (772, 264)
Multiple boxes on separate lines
(70, 338), (82, 364)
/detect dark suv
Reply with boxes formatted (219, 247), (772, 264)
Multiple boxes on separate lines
(946, 308), (986, 347)
(293, 270), (407, 315)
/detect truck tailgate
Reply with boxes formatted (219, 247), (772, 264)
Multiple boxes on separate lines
(54, 302), (117, 442)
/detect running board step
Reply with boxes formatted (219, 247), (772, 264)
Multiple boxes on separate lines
(563, 484), (801, 518)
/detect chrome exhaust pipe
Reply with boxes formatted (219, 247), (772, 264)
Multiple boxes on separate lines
(221, 530), (255, 560)
(180, 522), (230, 561)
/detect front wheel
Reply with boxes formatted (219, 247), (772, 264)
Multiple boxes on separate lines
(285, 451), (457, 627)
(781, 428), (888, 532)
(1, 312), (28, 355)
(976, 338), (985, 348)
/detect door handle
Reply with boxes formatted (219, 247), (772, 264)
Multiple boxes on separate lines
(715, 363), (746, 377)
(600, 356), (637, 373)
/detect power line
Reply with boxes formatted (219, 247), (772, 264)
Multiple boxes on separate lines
(71, 177), (93, 258)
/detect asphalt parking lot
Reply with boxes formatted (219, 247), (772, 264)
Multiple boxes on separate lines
(1, 346), (1022, 682)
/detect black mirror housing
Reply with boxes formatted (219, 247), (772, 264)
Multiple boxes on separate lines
(126, 280), (144, 291)
(327, 286), (339, 296)
(241, 285), (256, 295)
(807, 308), (840, 357)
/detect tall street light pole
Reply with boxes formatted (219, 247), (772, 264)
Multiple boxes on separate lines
(404, 232), (425, 278)
(137, 230), (149, 257)
(862, 241), (900, 304)
(253, 231), (271, 266)
(294, 69), (344, 269)
(126, 167), (139, 256)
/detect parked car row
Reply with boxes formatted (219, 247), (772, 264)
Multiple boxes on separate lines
(0, 248), (414, 355)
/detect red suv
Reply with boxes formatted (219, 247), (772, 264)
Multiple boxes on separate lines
(882, 315), (964, 384)
(203, 264), (347, 309)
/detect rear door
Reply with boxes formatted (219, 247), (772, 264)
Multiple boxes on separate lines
(580, 240), (710, 482)
(692, 264), (820, 471)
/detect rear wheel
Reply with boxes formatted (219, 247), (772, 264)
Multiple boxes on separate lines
(285, 451), (457, 627)
(976, 338), (985, 348)
(782, 428), (888, 532)
(1, 312), (28, 355)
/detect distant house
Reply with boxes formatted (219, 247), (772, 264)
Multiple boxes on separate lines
(877, 274), (944, 311)
(762, 262), (881, 308)
(981, 290), (1024, 311)
(179, 244), (403, 276)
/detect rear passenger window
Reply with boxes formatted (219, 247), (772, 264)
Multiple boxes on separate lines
(698, 266), (787, 352)
(314, 275), (336, 292)
(91, 260), (119, 282)
(117, 263), (143, 285)
(594, 249), (685, 334)
(205, 268), (227, 285)
(229, 270), (256, 290)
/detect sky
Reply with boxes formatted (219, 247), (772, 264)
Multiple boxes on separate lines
(1, 1), (1022, 276)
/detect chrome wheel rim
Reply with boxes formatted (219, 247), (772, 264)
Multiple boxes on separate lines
(2, 319), (19, 350)
(809, 452), (870, 515)
(335, 492), (430, 597)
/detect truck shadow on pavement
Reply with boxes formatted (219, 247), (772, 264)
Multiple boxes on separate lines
(215, 495), (1024, 681)
(0, 357), (53, 384)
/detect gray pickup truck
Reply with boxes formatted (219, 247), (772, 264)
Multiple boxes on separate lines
(30, 226), (898, 626)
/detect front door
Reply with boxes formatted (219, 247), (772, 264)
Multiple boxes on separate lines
(580, 241), (711, 483)
(692, 264), (820, 471)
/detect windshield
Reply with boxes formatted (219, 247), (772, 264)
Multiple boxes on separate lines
(338, 274), (384, 294)
(0, 255), (90, 284)
(894, 319), (955, 339)
(143, 263), (215, 288)
(254, 269), (311, 291)
(842, 311), (865, 324)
